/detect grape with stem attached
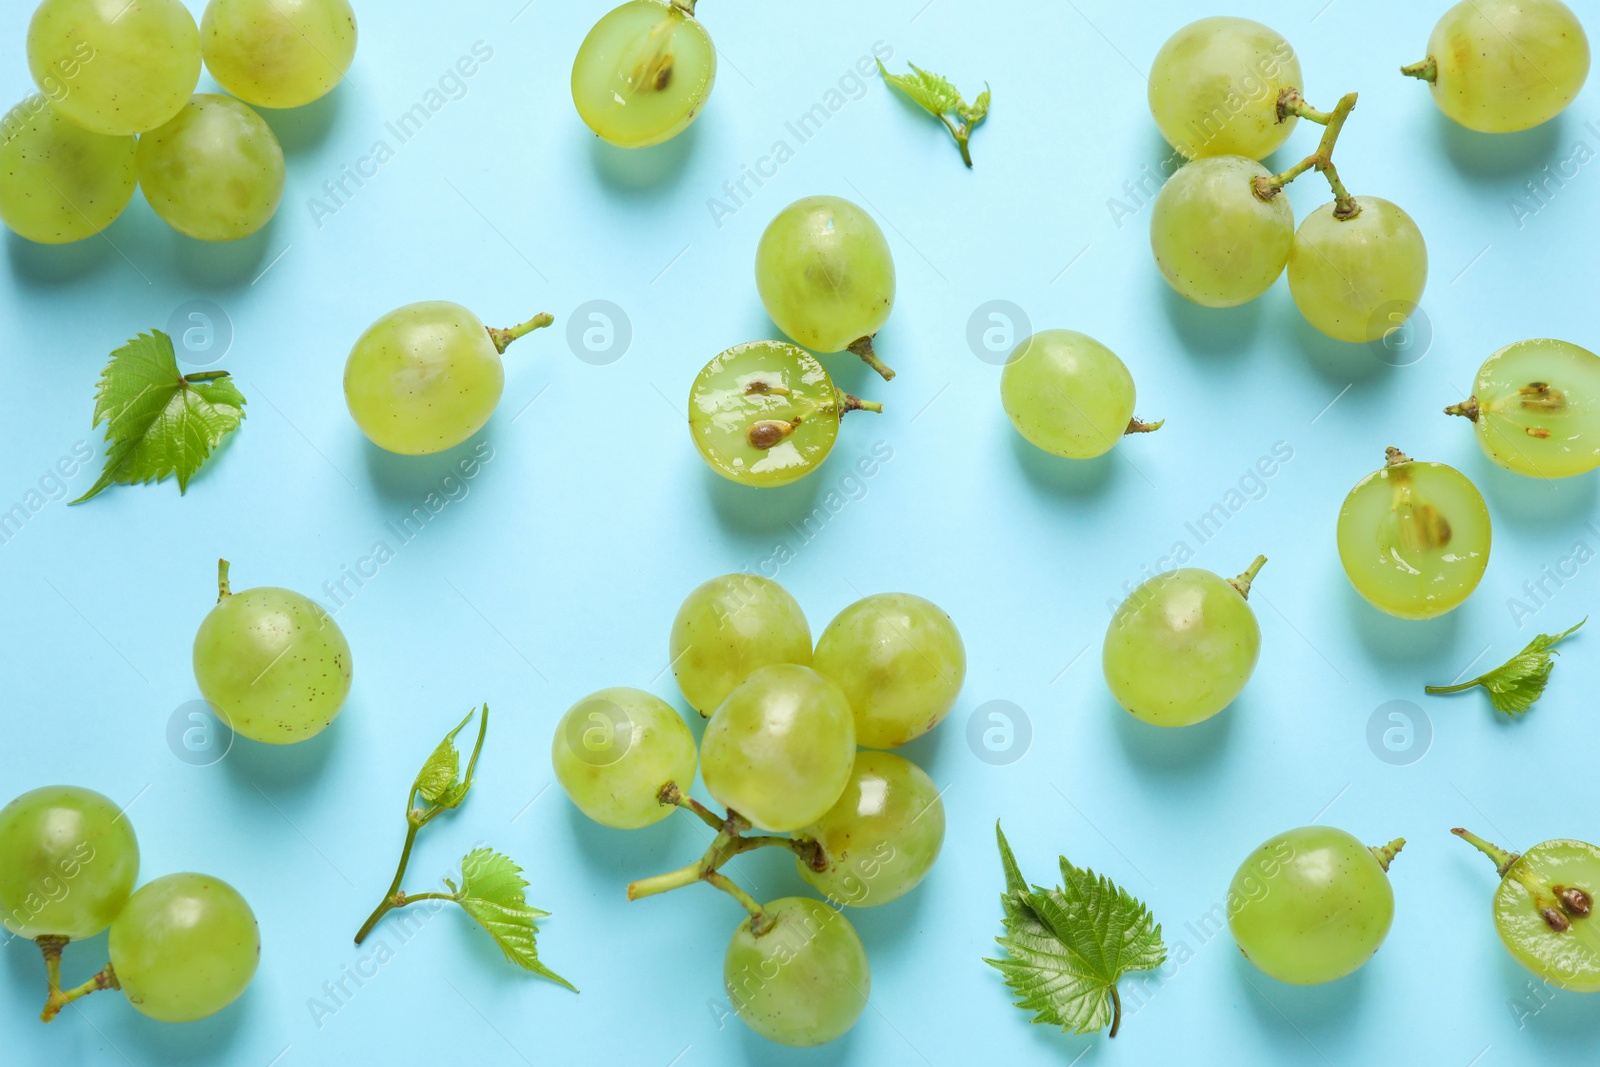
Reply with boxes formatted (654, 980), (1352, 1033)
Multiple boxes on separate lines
(107, 873), (260, 1023)
(1000, 330), (1163, 459)
(795, 751), (945, 908)
(201, 0), (359, 110)
(669, 572), (812, 717)
(1288, 195), (1427, 344)
(1147, 16), (1303, 160)
(551, 687), (697, 830)
(1150, 154), (1293, 308)
(0, 786), (138, 945)
(137, 94), (285, 242)
(0, 96), (138, 245)
(572, 0), (716, 148)
(1446, 339), (1600, 479)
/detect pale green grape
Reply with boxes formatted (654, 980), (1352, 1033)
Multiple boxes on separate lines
(0, 786), (138, 941)
(551, 687), (697, 830)
(136, 94), (284, 242)
(1148, 17), (1303, 159)
(699, 664), (855, 832)
(28, 0), (201, 137)
(1103, 559), (1262, 728)
(724, 897), (869, 1046)
(1456, 829), (1600, 991)
(1000, 330), (1151, 459)
(755, 196), (897, 378)
(1450, 339), (1600, 478)
(1229, 826), (1400, 985)
(1337, 449), (1491, 619)
(109, 872), (259, 1023)
(1151, 155), (1293, 308)
(811, 593), (964, 748)
(670, 573), (812, 716)
(193, 560), (352, 744)
(797, 751), (944, 907)
(688, 340), (880, 488)
(1288, 198), (1428, 344)
(1406, 0), (1590, 133)
(0, 96), (137, 244)
(202, 0), (358, 109)
(571, 0), (716, 148)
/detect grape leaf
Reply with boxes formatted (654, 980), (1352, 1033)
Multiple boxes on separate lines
(71, 331), (246, 505)
(449, 848), (575, 991)
(985, 822), (1165, 1038)
(414, 706), (487, 807)
(1425, 619), (1585, 715)
(877, 59), (990, 167)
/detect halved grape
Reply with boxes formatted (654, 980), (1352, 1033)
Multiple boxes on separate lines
(0, 96), (138, 245)
(0, 786), (139, 941)
(28, 0), (201, 136)
(1001, 330), (1158, 459)
(571, 0), (716, 148)
(1456, 829), (1600, 991)
(551, 687), (697, 829)
(201, 0), (358, 109)
(1448, 339), (1600, 479)
(109, 872), (259, 1023)
(669, 573), (811, 717)
(137, 94), (285, 242)
(1288, 197), (1428, 343)
(724, 897), (869, 1046)
(796, 751), (945, 907)
(1151, 156), (1293, 308)
(1148, 16), (1302, 159)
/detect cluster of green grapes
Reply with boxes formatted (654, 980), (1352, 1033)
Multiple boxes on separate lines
(0, 785), (258, 1024)
(0, 0), (357, 245)
(552, 573), (964, 1046)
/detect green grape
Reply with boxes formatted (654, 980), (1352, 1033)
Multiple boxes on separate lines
(136, 94), (284, 242)
(192, 560), (352, 744)
(1456, 828), (1600, 992)
(1288, 198), (1428, 344)
(1000, 330), (1158, 459)
(0, 786), (138, 941)
(551, 687), (697, 830)
(345, 302), (550, 455)
(810, 593), (964, 748)
(201, 0), (358, 109)
(1151, 155), (1293, 308)
(0, 96), (138, 245)
(1103, 557), (1264, 728)
(1228, 826), (1402, 985)
(669, 573), (812, 717)
(1448, 339), (1600, 479)
(699, 664), (855, 833)
(1337, 449), (1491, 620)
(109, 872), (259, 1023)
(796, 751), (944, 907)
(755, 196), (898, 379)
(724, 897), (869, 1047)
(1148, 17), (1303, 160)
(571, 0), (716, 148)
(1405, 0), (1590, 133)
(688, 340), (881, 488)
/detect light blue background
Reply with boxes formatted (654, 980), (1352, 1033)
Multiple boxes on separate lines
(3, 0), (1599, 1063)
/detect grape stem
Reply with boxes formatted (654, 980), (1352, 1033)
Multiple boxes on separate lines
(486, 313), (555, 355)
(1444, 399), (1480, 422)
(216, 558), (232, 600)
(1385, 446), (1412, 467)
(847, 336), (897, 381)
(1452, 829), (1586, 932)
(1254, 90), (1362, 220)
(1400, 57), (1438, 85)
(1369, 838), (1406, 872)
(1125, 418), (1164, 436)
(1228, 555), (1268, 600)
(35, 937), (119, 1023)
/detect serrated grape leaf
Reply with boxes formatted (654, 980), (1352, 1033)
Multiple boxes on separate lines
(1425, 618), (1585, 715)
(413, 706), (486, 808)
(877, 59), (962, 115)
(71, 331), (246, 505)
(450, 848), (574, 991)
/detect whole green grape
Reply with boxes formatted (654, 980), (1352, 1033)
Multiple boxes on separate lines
(700, 664), (855, 832)
(28, 0), (201, 136)
(1151, 155), (1293, 308)
(0, 786), (138, 941)
(1405, 0), (1590, 133)
(1103, 557), (1263, 728)
(109, 872), (259, 1023)
(201, 0), (358, 109)
(810, 592), (964, 748)
(137, 94), (285, 242)
(192, 560), (352, 744)
(688, 340), (881, 488)
(1148, 17), (1303, 159)
(571, 0), (716, 148)
(1337, 449), (1491, 619)
(1456, 828), (1600, 991)
(724, 897), (869, 1046)
(755, 196), (897, 378)
(669, 573), (812, 717)
(796, 751), (944, 907)
(0, 96), (138, 245)
(1288, 198), (1428, 344)
(551, 687), (697, 830)
(1001, 330), (1159, 459)
(1449, 339), (1600, 479)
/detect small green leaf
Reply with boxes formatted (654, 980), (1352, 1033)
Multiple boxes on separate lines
(413, 705), (487, 808)
(1425, 619), (1585, 715)
(877, 59), (961, 115)
(452, 848), (575, 991)
(961, 85), (991, 125)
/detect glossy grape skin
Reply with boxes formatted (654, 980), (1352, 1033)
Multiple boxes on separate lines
(137, 94), (285, 242)
(571, 0), (716, 148)
(28, 0), (201, 136)
(1412, 0), (1590, 133)
(797, 752), (944, 907)
(1288, 198), (1428, 344)
(700, 664), (855, 833)
(1228, 826), (1396, 985)
(1456, 339), (1600, 478)
(0, 786), (138, 941)
(109, 873), (259, 1023)
(1337, 453), (1491, 620)
(1001, 331), (1140, 459)
(1151, 156), (1293, 308)
(755, 196), (896, 355)
(0, 97), (137, 244)
(1103, 568), (1259, 728)
(724, 897), (869, 1047)
(551, 688), (697, 830)
(1488, 840), (1600, 991)
(1148, 17), (1303, 160)
(669, 573), (812, 717)
(810, 593), (965, 749)
(202, 0), (358, 109)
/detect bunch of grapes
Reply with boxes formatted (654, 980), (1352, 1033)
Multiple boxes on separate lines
(552, 573), (964, 1046)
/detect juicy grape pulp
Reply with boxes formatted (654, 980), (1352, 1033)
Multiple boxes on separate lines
(1288, 198), (1428, 344)
(1151, 156), (1293, 308)
(1454, 339), (1600, 479)
(109, 873), (259, 1023)
(669, 573), (812, 717)
(571, 0), (716, 148)
(551, 687), (697, 830)
(724, 898), (869, 1047)
(0, 786), (139, 941)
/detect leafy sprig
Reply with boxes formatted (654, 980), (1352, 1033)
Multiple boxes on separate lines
(1425, 619), (1585, 715)
(876, 60), (989, 167)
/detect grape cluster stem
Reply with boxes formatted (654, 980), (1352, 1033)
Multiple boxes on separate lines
(847, 336), (897, 381)
(35, 936), (119, 1023)
(1254, 90), (1362, 220)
